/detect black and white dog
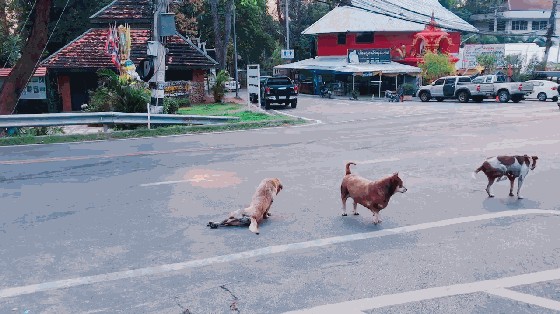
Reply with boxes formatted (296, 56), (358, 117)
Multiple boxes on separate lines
(473, 155), (538, 199)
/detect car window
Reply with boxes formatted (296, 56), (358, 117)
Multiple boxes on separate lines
(458, 77), (471, 83)
(472, 77), (483, 83)
(485, 77), (493, 83)
(433, 79), (444, 86)
(267, 77), (292, 85)
(444, 78), (455, 84)
(496, 75), (506, 83)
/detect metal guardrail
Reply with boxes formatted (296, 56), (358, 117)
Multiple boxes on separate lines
(0, 112), (239, 128)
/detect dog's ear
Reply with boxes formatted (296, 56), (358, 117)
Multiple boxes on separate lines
(531, 156), (539, 160)
(393, 172), (399, 177)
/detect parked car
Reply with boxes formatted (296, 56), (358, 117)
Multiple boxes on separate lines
(249, 76), (271, 103)
(470, 74), (534, 103)
(259, 76), (298, 109)
(416, 76), (481, 103)
(525, 80), (559, 102)
(224, 79), (240, 92)
(417, 74), (534, 103)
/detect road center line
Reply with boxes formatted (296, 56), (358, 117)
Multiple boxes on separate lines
(1, 209), (557, 299)
(285, 269), (560, 313)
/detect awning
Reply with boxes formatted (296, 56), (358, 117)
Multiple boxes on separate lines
(274, 57), (421, 75)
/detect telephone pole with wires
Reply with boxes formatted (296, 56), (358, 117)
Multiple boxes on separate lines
(150, 0), (169, 111)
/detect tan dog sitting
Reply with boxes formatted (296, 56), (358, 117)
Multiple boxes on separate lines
(340, 162), (407, 224)
(208, 178), (283, 234)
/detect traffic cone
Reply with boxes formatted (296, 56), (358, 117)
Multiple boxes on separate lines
(495, 95), (499, 102)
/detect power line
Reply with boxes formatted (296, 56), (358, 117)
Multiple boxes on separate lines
(2, 0), (38, 68)
(12, 0), (71, 114)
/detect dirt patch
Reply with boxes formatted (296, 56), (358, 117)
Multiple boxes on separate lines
(184, 169), (242, 188)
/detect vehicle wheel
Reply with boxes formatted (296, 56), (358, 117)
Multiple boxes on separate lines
(457, 91), (469, 103)
(265, 100), (271, 110)
(473, 96), (484, 103)
(511, 95), (522, 103)
(291, 100), (297, 108)
(436, 97), (444, 102)
(498, 90), (510, 103)
(419, 91), (431, 102)
(537, 92), (547, 102)
(552, 96), (558, 102)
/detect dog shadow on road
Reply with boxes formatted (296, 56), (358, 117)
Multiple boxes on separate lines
(482, 197), (541, 212)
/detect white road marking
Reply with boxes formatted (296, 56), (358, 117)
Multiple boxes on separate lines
(0, 209), (558, 299)
(488, 288), (560, 311)
(285, 268), (560, 313)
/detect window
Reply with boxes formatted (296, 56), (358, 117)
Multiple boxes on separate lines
(488, 20), (507, 31)
(458, 77), (471, 83)
(355, 32), (374, 44)
(337, 33), (346, 45)
(532, 21), (548, 30)
(444, 78), (456, 84)
(433, 79), (445, 86)
(511, 20), (528, 31)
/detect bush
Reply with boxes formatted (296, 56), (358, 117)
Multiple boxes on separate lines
(212, 70), (229, 102)
(9, 126), (65, 137)
(418, 51), (455, 82)
(88, 69), (150, 113)
(163, 98), (190, 114)
(401, 83), (416, 96)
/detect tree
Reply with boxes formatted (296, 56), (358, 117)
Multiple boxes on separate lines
(208, 0), (235, 69)
(476, 53), (498, 74)
(0, 0), (52, 115)
(418, 51), (455, 82)
(171, 0), (205, 37)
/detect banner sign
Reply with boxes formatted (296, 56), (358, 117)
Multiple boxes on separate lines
(462, 44), (506, 68)
(348, 48), (391, 64)
(163, 81), (191, 97)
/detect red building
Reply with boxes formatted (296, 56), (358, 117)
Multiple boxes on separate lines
(41, 0), (217, 112)
(275, 0), (478, 97)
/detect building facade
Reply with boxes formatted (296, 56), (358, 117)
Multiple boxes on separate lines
(470, 0), (560, 38)
(41, 0), (217, 112)
(275, 0), (477, 97)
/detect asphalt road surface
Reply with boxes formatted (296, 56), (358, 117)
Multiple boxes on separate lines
(2, 96), (560, 314)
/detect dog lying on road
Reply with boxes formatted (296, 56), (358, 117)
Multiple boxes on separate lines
(340, 162), (407, 224)
(472, 155), (538, 199)
(207, 178), (283, 234)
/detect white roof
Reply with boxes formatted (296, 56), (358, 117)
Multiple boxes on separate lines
(302, 0), (478, 35)
(274, 56), (422, 74)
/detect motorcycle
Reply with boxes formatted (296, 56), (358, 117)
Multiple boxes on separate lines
(320, 85), (333, 99)
(385, 90), (401, 102)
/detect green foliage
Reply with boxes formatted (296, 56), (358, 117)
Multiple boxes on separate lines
(88, 69), (150, 113)
(163, 97), (190, 114)
(14, 126), (65, 136)
(212, 70), (229, 102)
(401, 83), (417, 96)
(418, 51), (455, 82)
(0, 33), (22, 67)
(476, 53), (498, 73)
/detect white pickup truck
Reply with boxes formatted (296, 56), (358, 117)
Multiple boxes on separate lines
(416, 74), (534, 103)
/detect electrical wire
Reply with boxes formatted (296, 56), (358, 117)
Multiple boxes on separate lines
(2, 0), (38, 68)
(12, 0), (71, 114)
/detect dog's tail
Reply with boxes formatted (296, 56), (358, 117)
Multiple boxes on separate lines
(345, 162), (356, 175)
(471, 165), (483, 179)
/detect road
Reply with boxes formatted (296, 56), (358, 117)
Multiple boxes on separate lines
(1, 96), (560, 313)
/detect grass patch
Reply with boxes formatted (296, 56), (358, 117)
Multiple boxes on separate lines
(178, 103), (283, 122)
(0, 117), (307, 146)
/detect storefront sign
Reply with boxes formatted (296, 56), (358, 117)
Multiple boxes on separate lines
(164, 80), (191, 97)
(348, 48), (391, 64)
(462, 44), (506, 69)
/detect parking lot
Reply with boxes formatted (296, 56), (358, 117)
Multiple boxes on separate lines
(1, 96), (560, 313)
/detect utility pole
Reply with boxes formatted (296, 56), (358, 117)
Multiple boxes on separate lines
(151, 0), (168, 110)
(543, 0), (558, 70)
(285, 0), (289, 50)
(233, 3), (239, 98)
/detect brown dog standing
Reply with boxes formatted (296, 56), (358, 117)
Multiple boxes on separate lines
(340, 162), (407, 224)
(208, 178), (283, 234)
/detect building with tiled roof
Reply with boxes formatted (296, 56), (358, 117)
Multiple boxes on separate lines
(41, 0), (217, 111)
